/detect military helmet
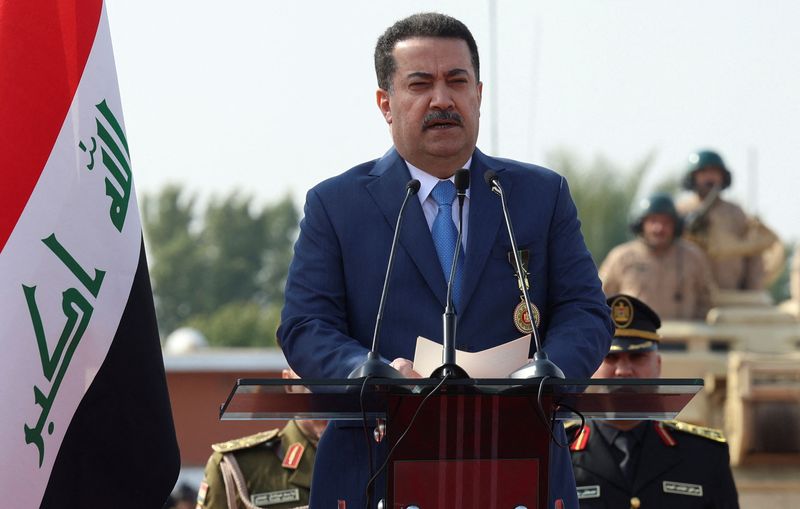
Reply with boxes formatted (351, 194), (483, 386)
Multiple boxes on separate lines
(629, 192), (684, 237)
(682, 149), (732, 190)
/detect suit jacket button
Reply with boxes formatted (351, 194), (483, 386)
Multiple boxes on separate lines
(630, 496), (641, 509)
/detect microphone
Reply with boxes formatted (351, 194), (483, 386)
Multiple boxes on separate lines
(483, 170), (565, 380)
(431, 169), (471, 379)
(349, 179), (421, 379)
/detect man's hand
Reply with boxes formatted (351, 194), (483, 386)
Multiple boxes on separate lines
(390, 358), (422, 378)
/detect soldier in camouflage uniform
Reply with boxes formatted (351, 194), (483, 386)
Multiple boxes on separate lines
(599, 193), (715, 320)
(196, 370), (326, 509)
(677, 149), (767, 290)
(568, 295), (739, 508)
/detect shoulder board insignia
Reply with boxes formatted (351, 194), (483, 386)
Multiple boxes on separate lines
(654, 421), (677, 446)
(663, 420), (727, 443)
(211, 428), (280, 453)
(570, 425), (591, 451)
(282, 442), (305, 469)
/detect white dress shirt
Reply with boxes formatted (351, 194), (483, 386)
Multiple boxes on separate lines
(405, 158), (471, 248)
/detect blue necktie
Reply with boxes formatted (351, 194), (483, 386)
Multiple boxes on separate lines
(431, 180), (464, 307)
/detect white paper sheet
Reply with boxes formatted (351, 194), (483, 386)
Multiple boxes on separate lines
(412, 334), (531, 378)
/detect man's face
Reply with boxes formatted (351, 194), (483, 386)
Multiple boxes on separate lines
(641, 213), (676, 251)
(377, 37), (482, 178)
(693, 165), (725, 198)
(592, 350), (662, 379)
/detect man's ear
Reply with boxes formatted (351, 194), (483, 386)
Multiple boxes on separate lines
(376, 88), (392, 124)
(477, 81), (483, 107)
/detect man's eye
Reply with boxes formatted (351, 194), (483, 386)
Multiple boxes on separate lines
(409, 82), (429, 89)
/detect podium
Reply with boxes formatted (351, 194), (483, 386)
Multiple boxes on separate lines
(221, 378), (702, 508)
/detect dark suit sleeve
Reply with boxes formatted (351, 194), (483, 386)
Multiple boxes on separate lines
(541, 176), (613, 379)
(277, 188), (370, 379)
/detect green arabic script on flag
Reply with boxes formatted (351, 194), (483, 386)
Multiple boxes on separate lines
(23, 99), (133, 467)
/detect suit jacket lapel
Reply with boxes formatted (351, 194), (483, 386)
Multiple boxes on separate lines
(365, 148), (447, 307)
(632, 423), (682, 492)
(459, 149), (506, 313)
(572, 422), (630, 492)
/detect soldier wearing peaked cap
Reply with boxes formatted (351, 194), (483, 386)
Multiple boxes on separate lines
(568, 294), (740, 508)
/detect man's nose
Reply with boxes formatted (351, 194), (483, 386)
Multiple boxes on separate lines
(429, 82), (455, 110)
(614, 358), (634, 377)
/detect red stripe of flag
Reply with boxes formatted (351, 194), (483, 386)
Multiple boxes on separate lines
(0, 0), (103, 252)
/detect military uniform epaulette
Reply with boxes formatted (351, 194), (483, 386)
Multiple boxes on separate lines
(662, 420), (727, 443)
(211, 428), (281, 453)
(566, 421), (591, 452)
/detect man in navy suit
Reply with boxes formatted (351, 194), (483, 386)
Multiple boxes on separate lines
(278, 12), (612, 508)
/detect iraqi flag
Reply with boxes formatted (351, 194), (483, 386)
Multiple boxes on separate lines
(0, 1), (180, 507)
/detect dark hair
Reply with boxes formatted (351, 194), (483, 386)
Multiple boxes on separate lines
(374, 12), (480, 91)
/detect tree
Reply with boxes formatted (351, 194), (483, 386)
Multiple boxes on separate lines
(142, 185), (205, 335)
(142, 186), (298, 346)
(186, 301), (281, 348)
(546, 148), (655, 264)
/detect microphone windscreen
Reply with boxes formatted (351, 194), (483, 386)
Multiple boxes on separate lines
(407, 179), (421, 194)
(484, 170), (498, 186)
(455, 168), (470, 193)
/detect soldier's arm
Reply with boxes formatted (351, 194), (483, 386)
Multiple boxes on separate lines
(742, 253), (765, 290)
(690, 245), (716, 319)
(197, 452), (229, 509)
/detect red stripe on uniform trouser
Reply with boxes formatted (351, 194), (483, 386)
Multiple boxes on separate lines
(0, 0), (102, 251)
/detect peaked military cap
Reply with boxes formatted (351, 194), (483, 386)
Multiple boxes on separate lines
(607, 294), (661, 352)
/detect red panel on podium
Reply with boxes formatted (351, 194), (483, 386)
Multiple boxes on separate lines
(386, 392), (551, 508)
(394, 458), (538, 509)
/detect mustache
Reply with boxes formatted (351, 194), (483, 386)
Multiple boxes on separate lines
(422, 110), (463, 129)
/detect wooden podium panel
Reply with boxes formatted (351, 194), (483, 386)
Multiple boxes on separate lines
(394, 458), (538, 509)
(387, 393), (550, 508)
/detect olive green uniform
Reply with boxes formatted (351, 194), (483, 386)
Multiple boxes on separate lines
(197, 421), (316, 509)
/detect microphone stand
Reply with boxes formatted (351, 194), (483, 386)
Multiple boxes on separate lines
(485, 172), (565, 380)
(431, 169), (470, 379)
(349, 180), (421, 379)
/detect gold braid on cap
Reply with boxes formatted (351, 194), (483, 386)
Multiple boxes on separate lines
(613, 329), (661, 341)
(610, 340), (655, 351)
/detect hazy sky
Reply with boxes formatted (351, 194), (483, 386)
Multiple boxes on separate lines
(106, 0), (800, 242)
